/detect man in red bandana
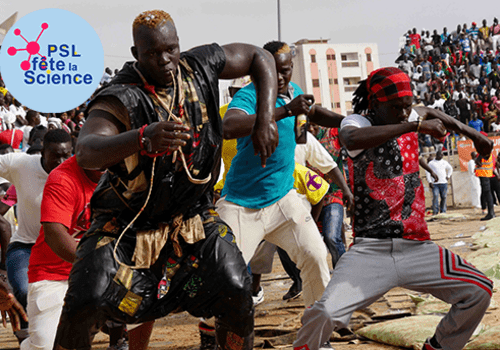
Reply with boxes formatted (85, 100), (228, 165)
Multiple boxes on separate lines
(293, 67), (493, 350)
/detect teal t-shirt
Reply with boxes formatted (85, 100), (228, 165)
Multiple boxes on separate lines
(221, 82), (303, 209)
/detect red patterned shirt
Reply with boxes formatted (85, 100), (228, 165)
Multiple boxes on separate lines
(342, 114), (430, 241)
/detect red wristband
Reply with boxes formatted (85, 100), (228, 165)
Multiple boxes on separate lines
(138, 124), (148, 150)
(138, 124), (170, 158)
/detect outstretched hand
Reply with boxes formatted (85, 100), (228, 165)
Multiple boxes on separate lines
(251, 120), (279, 167)
(0, 278), (27, 332)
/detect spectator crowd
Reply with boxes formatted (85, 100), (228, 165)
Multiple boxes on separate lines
(397, 17), (500, 137)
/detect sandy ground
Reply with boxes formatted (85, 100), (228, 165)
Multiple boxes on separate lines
(0, 206), (498, 350)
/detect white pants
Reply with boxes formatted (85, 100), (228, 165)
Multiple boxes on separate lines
(492, 34), (500, 52)
(21, 280), (68, 350)
(470, 175), (481, 208)
(216, 189), (330, 306)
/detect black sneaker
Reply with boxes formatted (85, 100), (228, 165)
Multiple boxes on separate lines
(283, 282), (302, 301)
(480, 214), (496, 221)
(200, 330), (217, 350)
(422, 336), (442, 349)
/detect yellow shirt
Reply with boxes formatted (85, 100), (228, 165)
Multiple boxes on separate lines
(214, 103), (238, 193)
(292, 163), (329, 205)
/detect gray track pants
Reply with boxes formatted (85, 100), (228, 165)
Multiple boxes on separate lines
(293, 238), (493, 350)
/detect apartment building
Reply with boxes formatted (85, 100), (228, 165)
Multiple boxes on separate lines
(291, 39), (379, 115)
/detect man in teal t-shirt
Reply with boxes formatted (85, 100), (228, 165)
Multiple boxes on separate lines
(216, 41), (344, 307)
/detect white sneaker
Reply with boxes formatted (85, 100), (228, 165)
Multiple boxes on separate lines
(319, 341), (334, 350)
(106, 339), (128, 350)
(252, 286), (264, 306)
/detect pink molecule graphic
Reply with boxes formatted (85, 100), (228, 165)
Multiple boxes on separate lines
(7, 23), (48, 71)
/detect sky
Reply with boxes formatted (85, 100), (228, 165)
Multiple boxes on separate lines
(1, 0), (498, 74)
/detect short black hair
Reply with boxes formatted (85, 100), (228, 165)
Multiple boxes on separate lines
(27, 142), (43, 155)
(29, 125), (47, 145)
(0, 144), (13, 154)
(43, 129), (71, 147)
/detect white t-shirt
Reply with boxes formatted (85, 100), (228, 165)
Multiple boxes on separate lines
(0, 153), (48, 244)
(491, 123), (500, 132)
(426, 159), (453, 184)
(430, 99), (446, 111)
(341, 110), (420, 158)
(20, 125), (33, 151)
(294, 131), (337, 174)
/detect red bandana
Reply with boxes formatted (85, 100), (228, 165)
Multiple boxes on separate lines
(366, 67), (412, 102)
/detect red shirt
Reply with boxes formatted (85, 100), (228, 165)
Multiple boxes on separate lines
(409, 33), (421, 49)
(1, 185), (17, 207)
(0, 129), (23, 149)
(482, 101), (490, 114)
(28, 156), (97, 283)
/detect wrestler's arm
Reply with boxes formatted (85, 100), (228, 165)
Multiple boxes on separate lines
(224, 97), (344, 139)
(44, 223), (77, 263)
(326, 166), (354, 215)
(76, 109), (190, 170)
(340, 116), (447, 151)
(419, 157), (438, 182)
(220, 44), (278, 167)
(414, 106), (493, 156)
(340, 123), (422, 151)
(308, 105), (344, 128)
(0, 202), (11, 270)
(223, 94), (312, 139)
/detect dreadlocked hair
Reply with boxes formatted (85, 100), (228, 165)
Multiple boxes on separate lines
(263, 41), (290, 56)
(352, 79), (370, 115)
(133, 10), (173, 30)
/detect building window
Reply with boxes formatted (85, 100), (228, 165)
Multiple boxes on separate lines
(343, 77), (361, 86)
(341, 62), (359, 68)
(340, 52), (359, 67)
(345, 101), (353, 110)
(335, 102), (341, 108)
(366, 53), (372, 62)
(329, 78), (333, 85)
(312, 79), (320, 87)
(311, 54), (316, 63)
(341, 53), (358, 61)
(344, 77), (361, 91)
(334, 79), (338, 85)
(327, 54), (336, 60)
(331, 102), (335, 108)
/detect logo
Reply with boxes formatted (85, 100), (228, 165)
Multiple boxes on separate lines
(0, 9), (104, 113)
(305, 170), (323, 192)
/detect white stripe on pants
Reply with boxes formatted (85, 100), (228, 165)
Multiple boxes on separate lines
(216, 189), (330, 306)
(21, 280), (68, 350)
(293, 238), (492, 350)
